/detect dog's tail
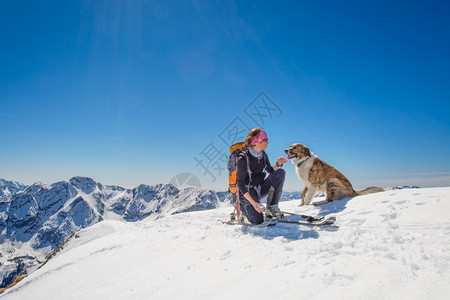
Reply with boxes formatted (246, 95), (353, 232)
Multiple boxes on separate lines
(355, 186), (385, 196)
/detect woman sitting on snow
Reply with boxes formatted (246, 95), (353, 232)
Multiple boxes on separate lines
(236, 128), (287, 224)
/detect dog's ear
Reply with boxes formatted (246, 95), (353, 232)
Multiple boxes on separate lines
(301, 146), (311, 157)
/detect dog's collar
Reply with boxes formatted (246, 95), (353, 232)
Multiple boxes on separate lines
(297, 157), (310, 167)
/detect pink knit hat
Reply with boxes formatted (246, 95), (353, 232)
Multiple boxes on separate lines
(251, 130), (268, 145)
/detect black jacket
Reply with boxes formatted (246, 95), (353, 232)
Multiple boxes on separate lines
(236, 149), (274, 193)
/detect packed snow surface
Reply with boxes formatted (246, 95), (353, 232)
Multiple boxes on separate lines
(2, 187), (450, 299)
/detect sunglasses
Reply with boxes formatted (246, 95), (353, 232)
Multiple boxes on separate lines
(262, 138), (269, 142)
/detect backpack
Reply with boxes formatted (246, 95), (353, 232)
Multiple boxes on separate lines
(228, 142), (246, 220)
(228, 142), (245, 195)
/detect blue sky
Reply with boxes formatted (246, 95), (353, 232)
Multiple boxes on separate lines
(1, 0), (449, 191)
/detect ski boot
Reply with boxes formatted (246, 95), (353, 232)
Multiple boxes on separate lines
(265, 204), (284, 219)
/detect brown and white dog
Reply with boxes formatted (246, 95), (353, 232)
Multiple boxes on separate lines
(285, 143), (384, 206)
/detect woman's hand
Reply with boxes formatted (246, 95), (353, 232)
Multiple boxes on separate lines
(244, 192), (264, 213)
(277, 157), (288, 165)
(253, 202), (265, 213)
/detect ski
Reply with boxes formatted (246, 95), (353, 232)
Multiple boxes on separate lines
(281, 211), (325, 222)
(278, 216), (336, 226)
(220, 216), (336, 227)
(220, 218), (278, 227)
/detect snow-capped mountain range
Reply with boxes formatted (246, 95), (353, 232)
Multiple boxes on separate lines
(0, 176), (233, 287)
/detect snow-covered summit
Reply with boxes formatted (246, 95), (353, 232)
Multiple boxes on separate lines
(2, 187), (450, 299)
(68, 176), (101, 194)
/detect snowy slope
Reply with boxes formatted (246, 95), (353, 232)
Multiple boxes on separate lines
(2, 187), (450, 299)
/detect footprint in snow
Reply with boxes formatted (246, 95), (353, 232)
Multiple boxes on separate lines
(220, 250), (232, 261)
(357, 211), (373, 215)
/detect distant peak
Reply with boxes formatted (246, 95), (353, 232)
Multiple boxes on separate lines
(70, 176), (96, 183)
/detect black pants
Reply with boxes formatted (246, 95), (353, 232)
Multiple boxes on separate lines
(239, 168), (286, 224)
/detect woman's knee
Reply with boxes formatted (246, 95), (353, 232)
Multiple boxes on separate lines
(248, 212), (264, 224)
(275, 168), (286, 180)
(240, 199), (264, 224)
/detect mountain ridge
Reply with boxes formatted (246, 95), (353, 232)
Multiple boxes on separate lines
(0, 176), (232, 287)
